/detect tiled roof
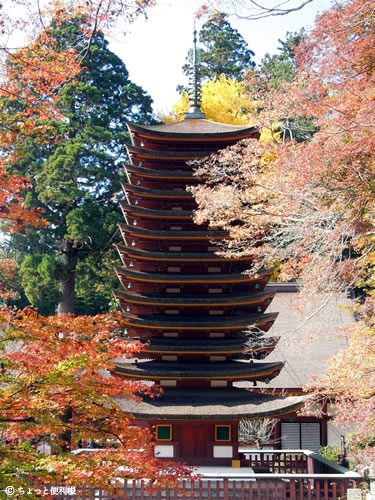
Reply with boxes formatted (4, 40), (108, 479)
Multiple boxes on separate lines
(128, 120), (257, 138)
(236, 286), (352, 390)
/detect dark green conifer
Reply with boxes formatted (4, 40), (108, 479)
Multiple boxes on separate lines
(181, 13), (255, 84)
(6, 18), (154, 315)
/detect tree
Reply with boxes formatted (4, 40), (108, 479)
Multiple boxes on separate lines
(258, 31), (304, 88)
(182, 13), (255, 82)
(161, 75), (255, 125)
(0, 0), (155, 303)
(304, 299), (375, 474)
(192, 0), (375, 471)
(5, 18), (154, 315)
(239, 418), (279, 449)
(0, 308), (191, 495)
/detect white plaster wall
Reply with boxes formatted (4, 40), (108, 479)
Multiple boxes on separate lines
(154, 445), (174, 458)
(213, 446), (233, 458)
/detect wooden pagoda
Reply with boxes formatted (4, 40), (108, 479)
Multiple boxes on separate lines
(112, 33), (302, 466)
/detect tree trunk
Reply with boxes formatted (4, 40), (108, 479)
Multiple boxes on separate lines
(57, 240), (78, 314)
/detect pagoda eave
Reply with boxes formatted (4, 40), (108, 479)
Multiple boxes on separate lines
(115, 389), (302, 420)
(113, 288), (275, 307)
(127, 121), (259, 141)
(139, 337), (280, 359)
(118, 223), (228, 240)
(121, 312), (278, 330)
(114, 360), (284, 381)
(120, 203), (193, 220)
(115, 245), (254, 263)
(127, 144), (212, 160)
(124, 163), (198, 180)
(122, 182), (192, 199)
(115, 266), (273, 284)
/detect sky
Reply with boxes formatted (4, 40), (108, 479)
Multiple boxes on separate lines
(108, 0), (331, 115)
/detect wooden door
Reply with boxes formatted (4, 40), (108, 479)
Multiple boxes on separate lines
(180, 425), (206, 458)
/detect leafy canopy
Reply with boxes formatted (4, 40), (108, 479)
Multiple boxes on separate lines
(161, 75), (256, 125)
(5, 17), (154, 315)
(0, 309), (191, 495)
(181, 12), (255, 83)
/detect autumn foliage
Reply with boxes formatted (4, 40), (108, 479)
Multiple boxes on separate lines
(160, 75), (255, 125)
(0, 309), (191, 493)
(192, 0), (375, 471)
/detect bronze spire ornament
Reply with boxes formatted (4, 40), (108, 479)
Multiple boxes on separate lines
(185, 28), (205, 119)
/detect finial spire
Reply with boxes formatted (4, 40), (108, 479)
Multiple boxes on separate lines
(185, 26), (205, 119)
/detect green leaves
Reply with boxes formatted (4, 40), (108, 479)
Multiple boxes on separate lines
(5, 18), (154, 314)
(182, 13), (255, 83)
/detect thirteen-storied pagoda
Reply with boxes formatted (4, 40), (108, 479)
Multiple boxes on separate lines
(113, 32), (302, 466)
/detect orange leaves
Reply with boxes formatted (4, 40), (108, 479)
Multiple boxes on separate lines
(0, 308), (191, 488)
(194, 0), (375, 296)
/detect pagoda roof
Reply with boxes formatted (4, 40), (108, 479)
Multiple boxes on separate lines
(128, 120), (258, 141)
(126, 144), (211, 160)
(115, 266), (273, 284)
(118, 222), (227, 241)
(115, 244), (253, 262)
(139, 336), (280, 356)
(120, 203), (193, 220)
(124, 163), (197, 180)
(122, 182), (192, 199)
(115, 388), (302, 420)
(114, 359), (284, 382)
(120, 311), (278, 330)
(113, 288), (275, 307)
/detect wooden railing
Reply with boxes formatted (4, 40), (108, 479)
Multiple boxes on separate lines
(65, 476), (362, 500)
(54, 450), (363, 499)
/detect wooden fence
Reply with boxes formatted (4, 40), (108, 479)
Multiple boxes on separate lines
(61, 476), (362, 500)
(52, 450), (363, 500)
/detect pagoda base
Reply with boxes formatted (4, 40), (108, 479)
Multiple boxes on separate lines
(115, 388), (303, 466)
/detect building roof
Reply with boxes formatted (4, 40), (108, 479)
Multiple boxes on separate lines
(126, 144), (212, 160)
(236, 285), (352, 391)
(114, 359), (284, 381)
(120, 203), (193, 220)
(122, 182), (192, 199)
(114, 387), (302, 420)
(124, 163), (196, 180)
(113, 288), (275, 307)
(115, 266), (273, 284)
(128, 120), (258, 139)
(118, 222), (228, 240)
(120, 311), (278, 330)
(115, 244), (253, 263)
(138, 336), (279, 358)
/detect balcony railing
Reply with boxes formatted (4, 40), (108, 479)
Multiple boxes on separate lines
(54, 449), (362, 499)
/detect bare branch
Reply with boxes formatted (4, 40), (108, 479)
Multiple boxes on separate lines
(203, 0), (314, 20)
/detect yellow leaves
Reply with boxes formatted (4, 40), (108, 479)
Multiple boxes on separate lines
(202, 76), (256, 124)
(365, 253), (375, 265)
(160, 75), (256, 125)
(259, 126), (282, 145)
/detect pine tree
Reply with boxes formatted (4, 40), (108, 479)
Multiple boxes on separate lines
(258, 31), (304, 88)
(5, 19), (154, 315)
(182, 13), (255, 82)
